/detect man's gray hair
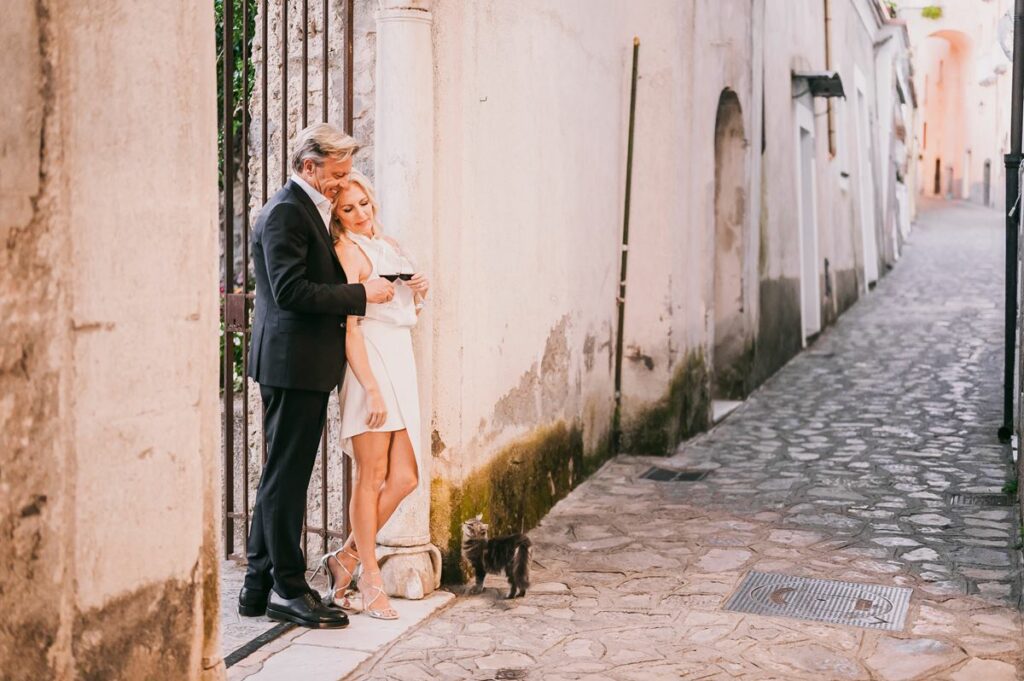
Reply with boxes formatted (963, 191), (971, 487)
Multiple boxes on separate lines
(290, 122), (359, 173)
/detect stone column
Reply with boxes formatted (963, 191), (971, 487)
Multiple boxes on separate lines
(373, 0), (441, 599)
(2, 1), (222, 679)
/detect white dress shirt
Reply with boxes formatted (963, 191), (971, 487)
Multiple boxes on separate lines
(291, 174), (332, 234)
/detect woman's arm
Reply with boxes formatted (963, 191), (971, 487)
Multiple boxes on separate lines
(338, 243), (388, 428)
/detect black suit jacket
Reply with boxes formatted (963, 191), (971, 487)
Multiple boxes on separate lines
(247, 180), (367, 392)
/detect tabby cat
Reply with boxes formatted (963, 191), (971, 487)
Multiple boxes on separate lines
(460, 515), (531, 599)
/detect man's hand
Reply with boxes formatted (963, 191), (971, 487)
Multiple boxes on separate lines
(363, 277), (395, 304)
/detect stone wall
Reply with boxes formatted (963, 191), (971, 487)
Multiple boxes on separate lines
(1, 1), (222, 678)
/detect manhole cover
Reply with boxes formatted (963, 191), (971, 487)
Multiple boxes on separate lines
(640, 467), (709, 482)
(723, 571), (911, 631)
(946, 492), (1014, 507)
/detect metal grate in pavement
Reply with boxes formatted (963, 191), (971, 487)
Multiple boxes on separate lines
(945, 492), (1014, 507)
(494, 670), (528, 680)
(723, 571), (911, 631)
(639, 467), (709, 482)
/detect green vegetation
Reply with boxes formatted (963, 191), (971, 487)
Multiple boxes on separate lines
(215, 0), (256, 187)
(921, 5), (943, 20)
(1003, 478), (1018, 496)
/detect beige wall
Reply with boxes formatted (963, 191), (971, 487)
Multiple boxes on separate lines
(1, 2), (222, 679)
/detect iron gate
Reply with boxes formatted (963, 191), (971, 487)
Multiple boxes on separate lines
(220, 0), (356, 563)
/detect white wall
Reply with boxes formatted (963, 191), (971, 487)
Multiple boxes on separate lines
(426, 0), (912, 486)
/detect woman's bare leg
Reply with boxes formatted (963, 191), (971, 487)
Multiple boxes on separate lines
(349, 432), (390, 577)
(330, 430), (419, 602)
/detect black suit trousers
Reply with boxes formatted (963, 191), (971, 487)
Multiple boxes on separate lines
(244, 384), (329, 599)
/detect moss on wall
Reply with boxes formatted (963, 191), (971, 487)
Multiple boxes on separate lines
(834, 268), (859, 317)
(620, 349), (711, 456)
(750, 277), (803, 387)
(712, 338), (756, 400)
(73, 572), (198, 681)
(431, 422), (612, 583)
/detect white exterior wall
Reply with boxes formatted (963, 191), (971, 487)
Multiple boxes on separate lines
(430, 1), (699, 479)
(427, 0), (909, 481)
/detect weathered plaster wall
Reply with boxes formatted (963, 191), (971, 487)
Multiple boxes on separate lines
(757, 1), (826, 379)
(425, 0), (911, 571)
(1, 2), (222, 678)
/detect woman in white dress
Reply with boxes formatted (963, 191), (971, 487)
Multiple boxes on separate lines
(316, 171), (429, 620)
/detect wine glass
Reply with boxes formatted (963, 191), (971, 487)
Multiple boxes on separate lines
(377, 240), (415, 285)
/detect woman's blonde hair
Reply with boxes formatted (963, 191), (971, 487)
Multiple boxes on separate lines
(331, 170), (383, 243)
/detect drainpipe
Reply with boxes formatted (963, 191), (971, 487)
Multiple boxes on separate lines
(1000, 0), (1024, 443)
(613, 38), (640, 452)
(824, 0), (836, 157)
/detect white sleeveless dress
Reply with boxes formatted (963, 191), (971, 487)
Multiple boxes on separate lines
(338, 233), (421, 461)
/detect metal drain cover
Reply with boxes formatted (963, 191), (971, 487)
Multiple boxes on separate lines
(723, 571), (911, 631)
(640, 467), (709, 482)
(945, 492), (1014, 507)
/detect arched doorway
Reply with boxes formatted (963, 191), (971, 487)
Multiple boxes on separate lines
(712, 89), (749, 400)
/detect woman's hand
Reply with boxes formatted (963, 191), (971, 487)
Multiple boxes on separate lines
(366, 387), (388, 429)
(408, 273), (430, 297)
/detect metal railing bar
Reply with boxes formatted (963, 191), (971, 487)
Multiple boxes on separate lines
(301, 0), (309, 128)
(222, 0), (237, 560)
(322, 0), (329, 122)
(344, 0), (353, 135)
(241, 0), (252, 554)
(281, 0), (289, 187)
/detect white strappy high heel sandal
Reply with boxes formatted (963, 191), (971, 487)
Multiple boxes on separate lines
(313, 546), (362, 613)
(358, 570), (399, 620)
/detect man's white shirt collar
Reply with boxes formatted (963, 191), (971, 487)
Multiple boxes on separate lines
(291, 174), (332, 234)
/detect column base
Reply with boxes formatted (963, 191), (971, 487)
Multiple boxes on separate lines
(377, 543), (442, 600)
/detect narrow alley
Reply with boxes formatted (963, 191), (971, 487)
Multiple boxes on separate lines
(352, 201), (1023, 680)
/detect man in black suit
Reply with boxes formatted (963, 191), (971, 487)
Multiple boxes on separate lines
(238, 123), (393, 628)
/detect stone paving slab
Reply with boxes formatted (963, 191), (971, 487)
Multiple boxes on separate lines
(349, 201), (1024, 679)
(227, 590), (454, 680)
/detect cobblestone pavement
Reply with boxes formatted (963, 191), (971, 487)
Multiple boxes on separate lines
(351, 202), (1024, 680)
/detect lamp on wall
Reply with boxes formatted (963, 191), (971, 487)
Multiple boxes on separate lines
(792, 70), (846, 98)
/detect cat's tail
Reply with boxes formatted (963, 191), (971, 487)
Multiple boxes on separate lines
(513, 537), (532, 589)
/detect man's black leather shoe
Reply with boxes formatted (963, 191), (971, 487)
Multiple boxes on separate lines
(238, 586), (269, 617)
(266, 591), (349, 629)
